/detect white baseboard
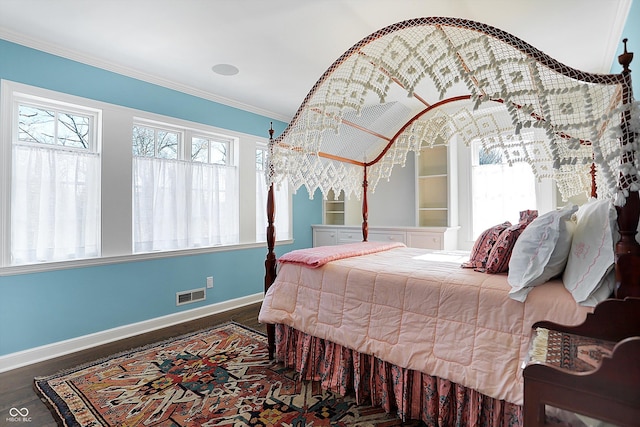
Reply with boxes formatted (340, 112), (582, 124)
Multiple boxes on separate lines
(0, 293), (264, 373)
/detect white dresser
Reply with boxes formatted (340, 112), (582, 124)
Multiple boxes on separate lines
(312, 225), (458, 250)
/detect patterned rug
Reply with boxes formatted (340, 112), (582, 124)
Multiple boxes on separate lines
(35, 322), (407, 426)
(529, 327), (616, 372)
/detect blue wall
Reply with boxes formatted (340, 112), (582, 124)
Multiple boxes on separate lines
(0, 39), (322, 356)
(612, 0), (640, 97)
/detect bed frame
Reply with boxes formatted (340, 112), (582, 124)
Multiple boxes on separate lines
(523, 297), (640, 426)
(263, 18), (639, 426)
(523, 48), (640, 419)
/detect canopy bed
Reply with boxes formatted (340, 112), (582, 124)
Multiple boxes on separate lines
(259, 17), (639, 426)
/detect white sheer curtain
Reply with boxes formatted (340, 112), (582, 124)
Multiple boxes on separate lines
(256, 172), (290, 242)
(133, 157), (238, 253)
(11, 144), (100, 264)
(472, 162), (536, 238)
(191, 161), (238, 246)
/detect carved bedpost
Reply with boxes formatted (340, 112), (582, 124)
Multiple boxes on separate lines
(362, 166), (369, 242)
(590, 161), (597, 198)
(264, 123), (277, 359)
(614, 39), (640, 299)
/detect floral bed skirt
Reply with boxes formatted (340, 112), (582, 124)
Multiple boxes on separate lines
(275, 324), (523, 427)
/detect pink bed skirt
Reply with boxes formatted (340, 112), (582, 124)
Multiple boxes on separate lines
(275, 324), (523, 427)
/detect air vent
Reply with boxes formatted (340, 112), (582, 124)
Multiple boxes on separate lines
(176, 288), (206, 306)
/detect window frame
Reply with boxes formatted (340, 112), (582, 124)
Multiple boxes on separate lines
(469, 139), (537, 238)
(2, 82), (103, 268)
(456, 135), (556, 250)
(0, 80), (293, 276)
(132, 121), (183, 159)
(132, 118), (241, 252)
(16, 100), (99, 151)
(190, 133), (233, 165)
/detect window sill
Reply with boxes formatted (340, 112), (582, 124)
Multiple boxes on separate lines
(0, 239), (294, 277)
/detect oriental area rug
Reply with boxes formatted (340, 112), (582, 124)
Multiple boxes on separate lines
(34, 322), (406, 427)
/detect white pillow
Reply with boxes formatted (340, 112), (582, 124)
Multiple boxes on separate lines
(562, 198), (616, 305)
(508, 204), (578, 301)
(579, 267), (615, 307)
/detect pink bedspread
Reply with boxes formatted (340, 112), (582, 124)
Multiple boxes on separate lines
(277, 241), (405, 268)
(259, 247), (591, 405)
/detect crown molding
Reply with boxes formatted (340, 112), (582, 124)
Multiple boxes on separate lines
(0, 29), (291, 123)
(604, 0), (633, 73)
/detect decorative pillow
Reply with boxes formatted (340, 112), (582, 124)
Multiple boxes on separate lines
(563, 198), (616, 305)
(485, 210), (538, 274)
(508, 204), (578, 301)
(461, 221), (511, 269)
(519, 209), (539, 223)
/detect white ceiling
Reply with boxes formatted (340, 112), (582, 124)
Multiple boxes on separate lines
(0, 0), (631, 122)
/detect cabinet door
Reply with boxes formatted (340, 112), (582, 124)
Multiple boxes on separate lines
(406, 232), (443, 250)
(368, 231), (406, 245)
(337, 229), (362, 244)
(313, 229), (338, 247)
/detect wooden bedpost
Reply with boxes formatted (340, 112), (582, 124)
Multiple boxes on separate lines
(362, 166), (369, 242)
(264, 123), (277, 359)
(614, 39), (640, 299)
(590, 161), (597, 198)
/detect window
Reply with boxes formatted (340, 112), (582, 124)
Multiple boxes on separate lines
(470, 140), (537, 238)
(191, 135), (230, 165)
(256, 145), (290, 241)
(9, 96), (101, 265)
(132, 121), (239, 253)
(133, 125), (179, 159)
(1, 81), (290, 272)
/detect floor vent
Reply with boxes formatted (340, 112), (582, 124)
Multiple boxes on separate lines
(176, 288), (206, 306)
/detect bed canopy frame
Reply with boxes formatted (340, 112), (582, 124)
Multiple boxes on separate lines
(264, 17), (639, 355)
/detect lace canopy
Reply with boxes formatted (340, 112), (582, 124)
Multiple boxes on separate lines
(267, 18), (638, 206)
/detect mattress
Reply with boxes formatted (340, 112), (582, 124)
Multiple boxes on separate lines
(259, 247), (591, 404)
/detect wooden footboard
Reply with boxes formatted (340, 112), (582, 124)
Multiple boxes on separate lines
(523, 297), (640, 426)
(523, 337), (640, 427)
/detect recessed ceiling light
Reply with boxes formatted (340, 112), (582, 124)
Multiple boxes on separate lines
(212, 64), (239, 76)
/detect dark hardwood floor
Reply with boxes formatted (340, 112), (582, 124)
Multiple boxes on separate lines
(0, 302), (265, 427)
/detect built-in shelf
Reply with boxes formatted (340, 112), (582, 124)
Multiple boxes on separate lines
(323, 189), (345, 225)
(416, 144), (457, 228)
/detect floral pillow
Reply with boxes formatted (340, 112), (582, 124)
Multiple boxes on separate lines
(519, 209), (539, 223)
(461, 221), (511, 269)
(485, 210), (538, 274)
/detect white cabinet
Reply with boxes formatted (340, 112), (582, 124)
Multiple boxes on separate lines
(405, 229), (458, 250)
(312, 225), (457, 250)
(368, 230), (406, 244)
(316, 142), (460, 248)
(313, 228), (338, 246)
(337, 229), (363, 244)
